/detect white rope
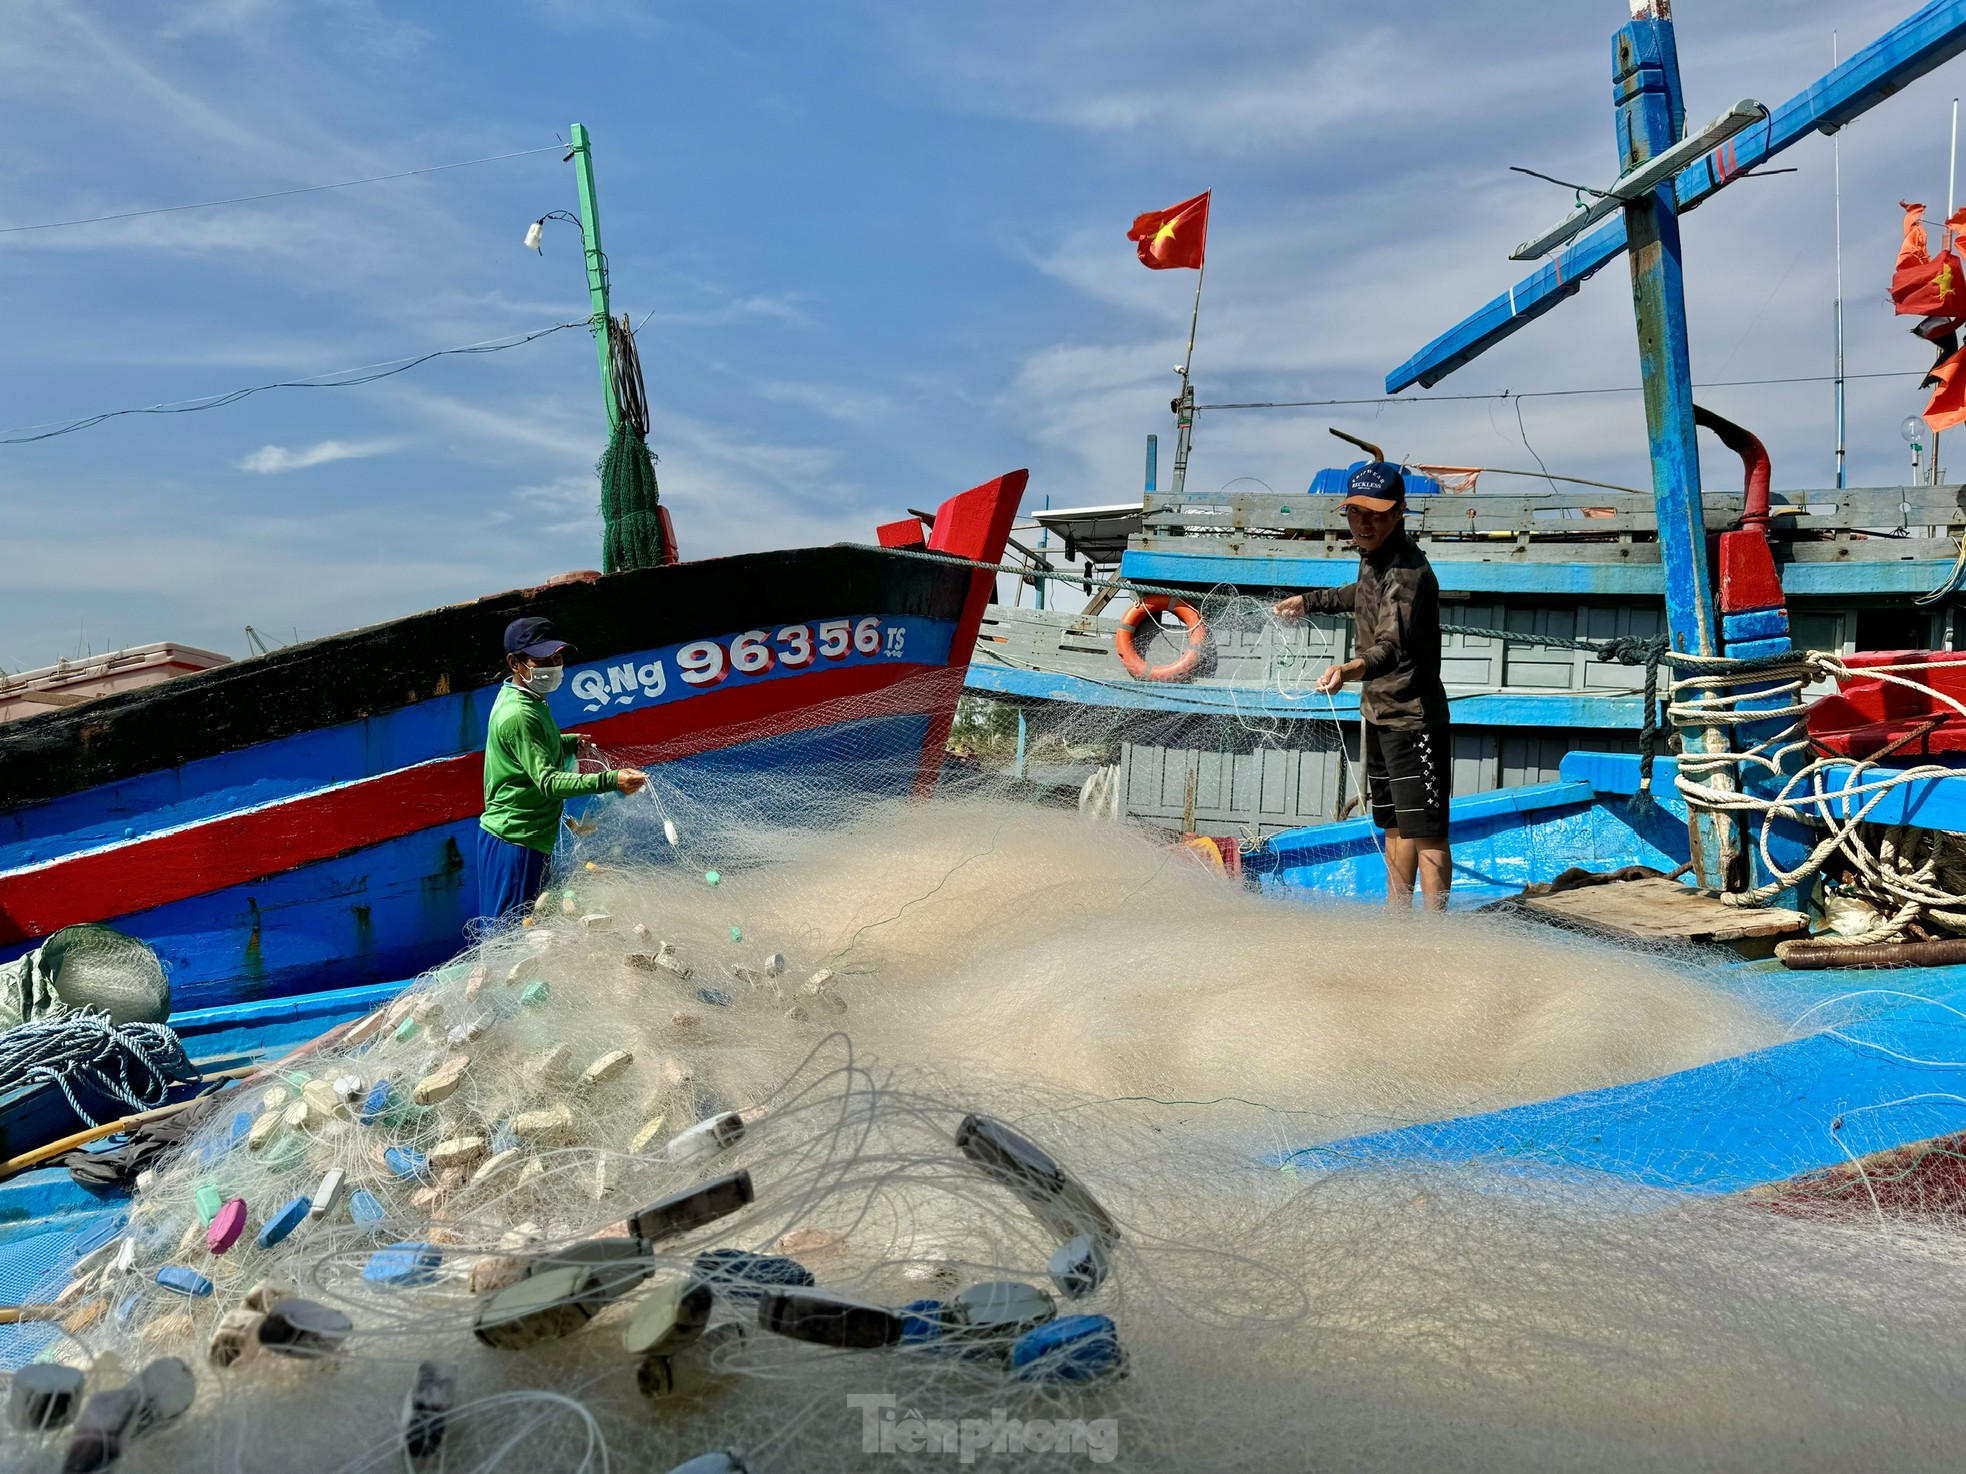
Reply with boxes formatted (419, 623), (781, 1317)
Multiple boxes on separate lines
(1664, 650), (1966, 940)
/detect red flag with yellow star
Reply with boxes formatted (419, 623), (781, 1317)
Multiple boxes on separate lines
(1128, 191), (1209, 270)
(1924, 347), (1966, 431)
(1892, 200), (1966, 316)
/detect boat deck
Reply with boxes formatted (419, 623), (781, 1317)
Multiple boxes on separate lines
(1521, 876), (1809, 950)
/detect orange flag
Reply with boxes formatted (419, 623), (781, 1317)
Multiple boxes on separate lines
(1925, 347), (1966, 431)
(1891, 200), (1966, 317)
(1128, 191), (1210, 270)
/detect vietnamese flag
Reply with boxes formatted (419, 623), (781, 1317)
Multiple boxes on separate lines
(1128, 190), (1210, 270)
(1925, 345), (1966, 431)
(1891, 200), (1966, 317)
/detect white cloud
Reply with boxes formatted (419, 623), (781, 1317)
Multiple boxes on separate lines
(236, 436), (397, 473)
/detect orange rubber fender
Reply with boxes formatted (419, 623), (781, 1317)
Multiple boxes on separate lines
(1113, 595), (1208, 682)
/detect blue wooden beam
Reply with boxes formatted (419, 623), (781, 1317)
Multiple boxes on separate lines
(965, 659), (1649, 729)
(1618, 17), (1713, 660)
(1387, 0), (1966, 393)
(1119, 547), (1959, 598)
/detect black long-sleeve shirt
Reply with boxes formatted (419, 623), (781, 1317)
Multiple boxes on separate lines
(1299, 531), (1450, 729)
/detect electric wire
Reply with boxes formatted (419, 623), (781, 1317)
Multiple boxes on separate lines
(1196, 368), (1928, 411)
(0, 144), (566, 237)
(0, 321), (586, 445)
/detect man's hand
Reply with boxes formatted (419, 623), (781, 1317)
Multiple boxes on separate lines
(1272, 594), (1306, 620)
(615, 768), (649, 795)
(1315, 658), (1366, 695)
(570, 733), (599, 761)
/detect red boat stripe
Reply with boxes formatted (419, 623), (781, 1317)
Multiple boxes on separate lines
(0, 661), (955, 946)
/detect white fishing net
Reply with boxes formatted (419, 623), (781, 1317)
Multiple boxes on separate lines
(16, 608), (1966, 1473)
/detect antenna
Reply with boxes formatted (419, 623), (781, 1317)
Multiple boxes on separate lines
(1943, 95), (1960, 485)
(1834, 31), (1847, 490)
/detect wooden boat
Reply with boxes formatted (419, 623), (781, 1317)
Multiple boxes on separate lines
(0, 470), (1021, 1037)
(12, 2), (1966, 1418)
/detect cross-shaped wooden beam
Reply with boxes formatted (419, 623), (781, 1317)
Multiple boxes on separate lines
(1387, 0), (1966, 396)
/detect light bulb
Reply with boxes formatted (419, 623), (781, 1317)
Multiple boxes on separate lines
(1902, 414), (1929, 446)
(523, 220), (544, 253)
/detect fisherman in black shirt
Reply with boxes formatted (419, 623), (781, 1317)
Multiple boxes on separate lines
(1273, 462), (1453, 910)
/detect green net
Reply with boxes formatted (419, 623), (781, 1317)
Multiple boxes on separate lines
(598, 315), (666, 574)
(598, 420), (666, 574)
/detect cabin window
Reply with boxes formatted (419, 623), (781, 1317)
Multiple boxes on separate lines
(1852, 607), (1930, 653)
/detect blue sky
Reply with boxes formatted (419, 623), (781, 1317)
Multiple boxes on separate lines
(2, 0), (1962, 668)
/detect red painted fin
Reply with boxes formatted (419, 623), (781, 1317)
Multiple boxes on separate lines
(876, 517), (928, 550)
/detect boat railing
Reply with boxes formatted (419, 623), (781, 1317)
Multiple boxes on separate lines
(1140, 484), (1966, 544)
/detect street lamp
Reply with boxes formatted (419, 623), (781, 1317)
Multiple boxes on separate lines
(523, 209), (580, 255)
(1902, 414), (1927, 486)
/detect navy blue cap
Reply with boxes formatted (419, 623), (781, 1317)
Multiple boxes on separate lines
(1340, 461), (1406, 512)
(503, 617), (570, 659)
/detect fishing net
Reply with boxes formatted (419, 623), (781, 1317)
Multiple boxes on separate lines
(17, 601), (1966, 1473)
(0, 925), (170, 1030)
(598, 316), (667, 575)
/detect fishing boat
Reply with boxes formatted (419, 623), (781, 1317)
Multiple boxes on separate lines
(0, 470), (1022, 1157)
(970, 1), (1966, 1193)
(975, 447), (1966, 838)
(10, 0), (1966, 1424)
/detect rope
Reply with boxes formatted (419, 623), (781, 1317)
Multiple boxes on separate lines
(1652, 650), (1966, 939)
(607, 315), (650, 441)
(0, 1011), (197, 1127)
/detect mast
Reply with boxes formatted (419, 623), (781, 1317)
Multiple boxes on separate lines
(568, 123), (617, 430)
(1169, 261), (1206, 497)
(1617, 2), (1736, 887)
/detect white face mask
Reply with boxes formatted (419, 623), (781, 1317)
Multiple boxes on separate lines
(522, 664), (564, 694)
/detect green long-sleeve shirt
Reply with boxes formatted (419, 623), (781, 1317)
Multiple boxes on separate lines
(480, 682), (616, 854)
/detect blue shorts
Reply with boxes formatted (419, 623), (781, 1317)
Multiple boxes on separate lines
(476, 827), (551, 929)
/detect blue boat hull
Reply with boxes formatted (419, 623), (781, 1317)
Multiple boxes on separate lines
(0, 472), (1027, 1016)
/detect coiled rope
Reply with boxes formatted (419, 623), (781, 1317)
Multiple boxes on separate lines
(0, 1011), (197, 1126)
(1658, 650), (1966, 938)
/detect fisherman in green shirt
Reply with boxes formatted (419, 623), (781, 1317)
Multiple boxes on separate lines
(476, 616), (648, 925)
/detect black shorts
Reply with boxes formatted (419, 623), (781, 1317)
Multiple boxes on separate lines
(1362, 723), (1451, 839)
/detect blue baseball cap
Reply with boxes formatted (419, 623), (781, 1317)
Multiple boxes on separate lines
(503, 616), (570, 659)
(1340, 461), (1406, 513)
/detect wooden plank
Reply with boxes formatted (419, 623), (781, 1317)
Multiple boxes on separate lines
(1142, 487), (1966, 537)
(1522, 877), (1807, 944)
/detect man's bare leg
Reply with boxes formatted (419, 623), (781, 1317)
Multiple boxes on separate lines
(1415, 839), (1452, 912)
(1384, 827), (1418, 909)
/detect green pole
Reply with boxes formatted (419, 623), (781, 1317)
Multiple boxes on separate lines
(568, 123), (617, 430)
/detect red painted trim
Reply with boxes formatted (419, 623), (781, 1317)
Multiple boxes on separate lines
(876, 517), (928, 550)
(0, 661), (954, 946)
(1717, 528), (1785, 615)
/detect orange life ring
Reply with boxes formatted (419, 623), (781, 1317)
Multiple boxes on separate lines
(1114, 596), (1208, 682)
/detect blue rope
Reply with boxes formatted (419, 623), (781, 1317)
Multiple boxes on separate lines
(0, 1012), (197, 1126)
